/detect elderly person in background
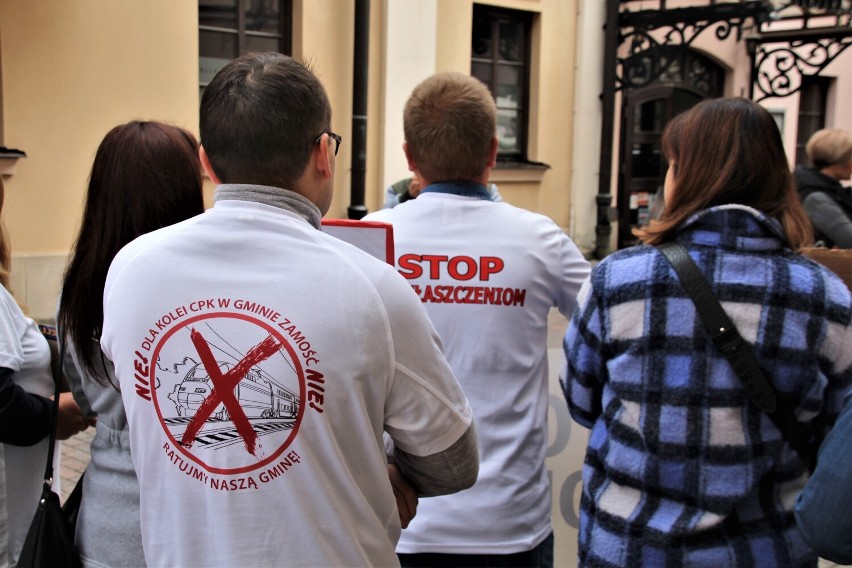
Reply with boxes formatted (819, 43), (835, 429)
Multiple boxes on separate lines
(794, 128), (852, 248)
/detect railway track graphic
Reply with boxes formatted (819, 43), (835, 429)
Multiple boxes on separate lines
(163, 416), (297, 451)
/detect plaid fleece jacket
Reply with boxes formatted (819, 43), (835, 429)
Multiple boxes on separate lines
(561, 205), (852, 567)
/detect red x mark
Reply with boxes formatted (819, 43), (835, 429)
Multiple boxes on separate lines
(180, 328), (283, 457)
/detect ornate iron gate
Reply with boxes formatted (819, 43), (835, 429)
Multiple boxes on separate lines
(595, 0), (852, 257)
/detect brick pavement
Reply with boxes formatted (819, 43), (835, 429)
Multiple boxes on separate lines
(59, 427), (93, 503)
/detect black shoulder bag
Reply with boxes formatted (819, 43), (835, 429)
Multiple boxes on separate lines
(18, 328), (83, 568)
(657, 242), (817, 471)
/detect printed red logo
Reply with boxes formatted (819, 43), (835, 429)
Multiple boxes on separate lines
(147, 312), (304, 476)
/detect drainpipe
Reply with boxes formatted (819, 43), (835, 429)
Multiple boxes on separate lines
(594, 0), (620, 259)
(348, 0), (370, 219)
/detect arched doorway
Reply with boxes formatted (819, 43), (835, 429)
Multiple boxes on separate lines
(616, 48), (725, 248)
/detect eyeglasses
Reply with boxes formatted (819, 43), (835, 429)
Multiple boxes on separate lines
(314, 129), (342, 156)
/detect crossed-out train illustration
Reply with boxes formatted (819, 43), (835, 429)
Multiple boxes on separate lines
(149, 313), (305, 474)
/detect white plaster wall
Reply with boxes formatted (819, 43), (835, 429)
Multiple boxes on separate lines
(10, 254), (67, 323)
(381, 0), (437, 194)
(570, 0), (606, 255)
(824, 49), (852, 131)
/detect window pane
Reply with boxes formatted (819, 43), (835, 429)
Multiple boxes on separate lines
(658, 55), (683, 84)
(244, 0), (280, 33)
(496, 86), (521, 110)
(200, 56), (232, 86)
(496, 65), (522, 108)
(631, 142), (663, 178)
(672, 90), (702, 116)
(200, 0), (238, 29)
(471, 62), (493, 86)
(245, 34), (280, 53)
(634, 99), (663, 134)
(497, 109), (520, 153)
(200, 29), (238, 60)
(471, 6), (530, 159)
(800, 82), (826, 113)
(498, 21), (524, 62)
(472, 13), (493, 58)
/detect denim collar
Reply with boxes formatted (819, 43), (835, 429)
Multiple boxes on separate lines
(420, 181), (492, 200)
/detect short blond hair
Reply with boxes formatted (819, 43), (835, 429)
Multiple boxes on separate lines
(403, 72), (496, 183)
(806, 129), (852, 169)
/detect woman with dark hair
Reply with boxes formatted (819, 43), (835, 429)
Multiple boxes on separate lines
(561, 98), (852, 567)
(58, 121), (205, 567)
(0, 178), (89, 567)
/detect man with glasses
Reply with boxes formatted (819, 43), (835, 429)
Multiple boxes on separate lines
(365, 72), (590, 567)
(100, 52), (478, 567)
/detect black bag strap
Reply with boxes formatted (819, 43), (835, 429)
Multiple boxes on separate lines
(657, 242), (817, 470)
(36, 324), (64, 490)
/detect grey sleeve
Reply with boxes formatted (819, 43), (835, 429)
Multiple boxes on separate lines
(60, 338), (95, 418)
(802, 192), (852, 248)
(387, 422), (479, 497)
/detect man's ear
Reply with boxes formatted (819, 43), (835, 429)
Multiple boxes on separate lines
(199, 145), (221, 184)
(487, 137), (498, 169)
(403, 142), (417, 173)
(314, 132), (333, 180)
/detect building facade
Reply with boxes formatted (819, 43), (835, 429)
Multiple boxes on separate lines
(0, 1), (589, 564)
(0, 0), (586, 318)
(1, 2), (849, 564)
(582, 0), (852, 256)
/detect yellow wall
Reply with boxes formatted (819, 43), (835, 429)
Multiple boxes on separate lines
(1, 1), (200, 255)
(0, 1), (374, 317)
(297, 0), (356, 219)
(297, 0), (387, 217)
(0, 0), (580, 315)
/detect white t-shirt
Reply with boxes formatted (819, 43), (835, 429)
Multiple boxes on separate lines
(365, 191), (590, 554)
(0, 285), (53, 567)
(101, 199), (473, 568)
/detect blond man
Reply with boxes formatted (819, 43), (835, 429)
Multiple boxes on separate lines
(365, 72), (590, 567)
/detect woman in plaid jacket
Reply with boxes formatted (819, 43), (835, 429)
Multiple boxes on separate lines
(561, 97), (852, 567)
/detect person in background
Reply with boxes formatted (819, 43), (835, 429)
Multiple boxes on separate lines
(0, 177), (89, 567)
(384, 175), (501, 208)
(795, 395), (852, 565)
(794, 128), (852, 248)
(365, 72), (590, 567)
(57, 120), (206, 567)
(99, 52), (478, 567)
(561, 97), (852, 567)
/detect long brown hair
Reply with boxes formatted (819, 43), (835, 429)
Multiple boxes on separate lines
(58, 121), (205, 381)
(635, 97), (813, 249)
